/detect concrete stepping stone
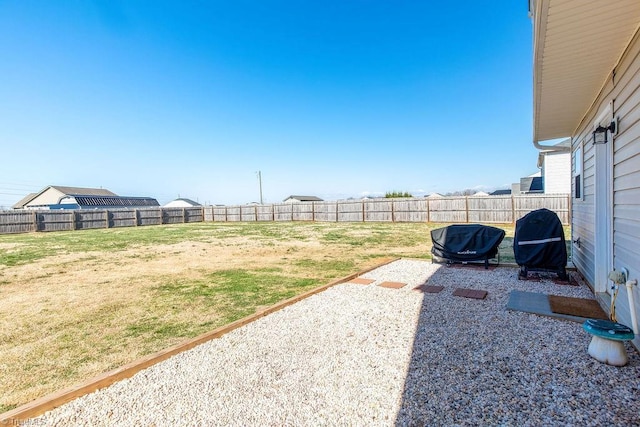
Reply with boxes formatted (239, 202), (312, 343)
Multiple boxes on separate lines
(453, 288), (488, 299)
(378, 281), (407, 289)
(413, 284), (445, 293)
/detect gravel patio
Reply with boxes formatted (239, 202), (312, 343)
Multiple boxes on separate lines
(35, 259), (640, 426)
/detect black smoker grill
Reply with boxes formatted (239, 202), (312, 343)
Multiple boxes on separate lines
(431, 224), (506, 269)
(513, 208), (568, 280)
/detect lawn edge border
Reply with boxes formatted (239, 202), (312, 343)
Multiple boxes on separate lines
(1, 257), (399, 423)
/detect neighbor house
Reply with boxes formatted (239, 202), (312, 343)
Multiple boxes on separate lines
(283, 195), (324, 203)
(518, 172), (543, 194)
(164, 198), (202, 208)
(537, 138), (571, 194)
(530, 0), (640, 348)
(12, 185), (159, 210)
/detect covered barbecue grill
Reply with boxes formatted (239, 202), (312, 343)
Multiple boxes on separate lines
(431, 224), (506, 269)
(513, 208), (567, 280)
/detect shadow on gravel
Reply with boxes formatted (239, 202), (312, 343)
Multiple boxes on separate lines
(393, 264), (640, 426)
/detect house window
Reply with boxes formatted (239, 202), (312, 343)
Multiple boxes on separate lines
(573, 144), (582, 199)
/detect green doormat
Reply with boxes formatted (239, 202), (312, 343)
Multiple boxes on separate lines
(548, 295), (608, 320)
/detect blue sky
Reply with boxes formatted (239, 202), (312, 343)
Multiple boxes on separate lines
(0, 1), (536, 207)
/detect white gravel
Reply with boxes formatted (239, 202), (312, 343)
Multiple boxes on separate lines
(35, 259), (640, 426)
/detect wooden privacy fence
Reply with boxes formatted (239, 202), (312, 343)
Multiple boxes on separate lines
(0, 195), (570, 235)
(204, 195), (569, 224)
(0, 207), (205, 234)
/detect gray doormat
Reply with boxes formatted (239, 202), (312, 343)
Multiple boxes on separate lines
(506, 290), (596, 323)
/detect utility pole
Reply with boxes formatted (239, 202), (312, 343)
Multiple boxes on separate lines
(257, 171), (264, 204)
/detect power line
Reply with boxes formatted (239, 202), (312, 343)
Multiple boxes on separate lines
(0, 181), (42, 189)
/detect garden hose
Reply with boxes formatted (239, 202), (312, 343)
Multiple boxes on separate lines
(608, 270), (626, 322)
(610, 283), (619, 322)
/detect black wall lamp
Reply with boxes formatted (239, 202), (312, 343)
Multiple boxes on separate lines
(593, 119), (617, 144)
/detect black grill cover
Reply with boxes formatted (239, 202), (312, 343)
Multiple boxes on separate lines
(513, 208), (567, 270)
(431, 224), (505, 263)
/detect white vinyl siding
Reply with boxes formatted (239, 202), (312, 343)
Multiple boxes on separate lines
(544, 151), (571, 194)
(572, 27), (640, 347)
(571, 133), (595, 284)
(25, 188), (67, 207)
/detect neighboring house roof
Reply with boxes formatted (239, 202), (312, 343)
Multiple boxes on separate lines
(53, 195), (159, 209)
(14, 185), (159, 209)
(14, 185), (118, 208)
(490, 189), (511, 196)
(50, 186), (117, 197)
(426, 193), (443, 198)
(531, 1), (640, 141)
(283, 195), (324, 202)
(520, 176), (543, 193)
(13, 185), (117, 209)
(164, 198), (202, 207)
(11, 193), (38, 209)
(471, 191), (489, 197)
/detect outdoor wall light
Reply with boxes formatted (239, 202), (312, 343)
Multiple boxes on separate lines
(593, 120), (617, 144)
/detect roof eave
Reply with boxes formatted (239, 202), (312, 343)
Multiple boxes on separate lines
(532, 0), (640, 143)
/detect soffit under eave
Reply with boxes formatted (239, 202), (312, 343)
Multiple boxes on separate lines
(533, 0), (640, 142)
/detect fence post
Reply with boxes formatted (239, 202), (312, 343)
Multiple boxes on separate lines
(391, 200), (395, 222)
(312, 202), (315, 222)
(465, 197), (469, 223)
(134, 209), (139, 226)
(362, 200), (365, 222)
(426, 198), (430, 223)
(336, 201), (339, 222)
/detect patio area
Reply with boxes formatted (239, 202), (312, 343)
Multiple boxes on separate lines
(34, 259), (640, 426)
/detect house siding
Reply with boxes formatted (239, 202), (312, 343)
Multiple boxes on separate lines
(543, 151), (570, 194)
(572, 27), (640, 347)
(26, 188), (67, 208)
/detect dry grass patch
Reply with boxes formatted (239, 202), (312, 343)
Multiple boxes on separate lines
(0, 221), (521, 412)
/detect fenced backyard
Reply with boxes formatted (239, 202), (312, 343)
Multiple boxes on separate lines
(0, 194), (570, 234)
(0, 216), (569, 415)
(0, 221), (454, 413)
